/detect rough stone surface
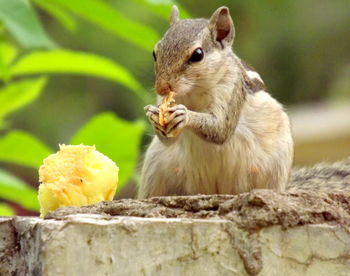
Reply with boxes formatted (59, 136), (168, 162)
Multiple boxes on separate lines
(0, 218), (18, 275)
(48, 189), (350, 230)
(1, 190), (350, 276)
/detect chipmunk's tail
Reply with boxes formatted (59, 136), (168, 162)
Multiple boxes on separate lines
(287, 157), (350, 192)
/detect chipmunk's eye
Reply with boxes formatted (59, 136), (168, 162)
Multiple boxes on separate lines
(189, 47), (204, 63)
(152, 50), (157, 62)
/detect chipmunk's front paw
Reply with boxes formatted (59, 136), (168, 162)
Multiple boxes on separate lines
(144, 105), (167, 137)
(165, 104), (188, 137)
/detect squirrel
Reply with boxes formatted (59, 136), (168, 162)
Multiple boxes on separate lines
(138, 6), (294, 198)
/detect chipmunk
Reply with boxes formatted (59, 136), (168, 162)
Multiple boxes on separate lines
(138, 6), (294, 198)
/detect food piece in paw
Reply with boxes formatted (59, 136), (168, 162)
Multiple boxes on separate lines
(159, 91), (175, 127)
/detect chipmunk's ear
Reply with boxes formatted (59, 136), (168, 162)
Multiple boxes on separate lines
(209, 7), (235, 47)
(170, 5), (179, 26)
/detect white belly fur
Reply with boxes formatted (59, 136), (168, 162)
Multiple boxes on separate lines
(140, 91), (293, 197)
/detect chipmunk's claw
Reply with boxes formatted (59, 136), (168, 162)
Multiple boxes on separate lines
(145, 105), (167, 137)
(165, 104), (188, 137)
(145, 104), (188, 138)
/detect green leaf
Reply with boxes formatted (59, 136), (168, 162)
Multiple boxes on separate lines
(0, 169), (39, 212)
(0, 41), (18, 81)
(10, 50), (144, 98)
(0, 77), (47, 120)
(33, 0), (77, 31)
(0, 0), (55, 49)
(0, 203), (15, 216)
(46, 0), (159, 51)
(131, 0), (190, 20)
(0, 41), (18, 66)
(0, 130), (52, 169)
(71, 112), (145, 191)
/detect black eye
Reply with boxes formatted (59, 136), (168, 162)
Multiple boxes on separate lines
(152, 50), (157, 62)
(189, 47), (204, 63)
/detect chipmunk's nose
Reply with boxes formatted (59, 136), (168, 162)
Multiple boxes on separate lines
(155, 78), (172, 96)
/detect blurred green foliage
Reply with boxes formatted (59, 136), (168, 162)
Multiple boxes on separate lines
(0, 202), (15, 216)
(0, 130), (52, 168)
(0, 168), (39, 211)
(0, 0), (349, 215)
(11, 50), (144, 96)
(0, 0), (55, 48)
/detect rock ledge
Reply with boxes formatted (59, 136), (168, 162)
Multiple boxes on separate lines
(1, 190), (350, 276)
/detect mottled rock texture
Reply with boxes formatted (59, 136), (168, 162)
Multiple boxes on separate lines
(1, 190), (350, 275)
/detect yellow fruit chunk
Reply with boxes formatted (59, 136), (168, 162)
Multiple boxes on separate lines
(159, 91), (175, 127)
(38, 144), (118, 217)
